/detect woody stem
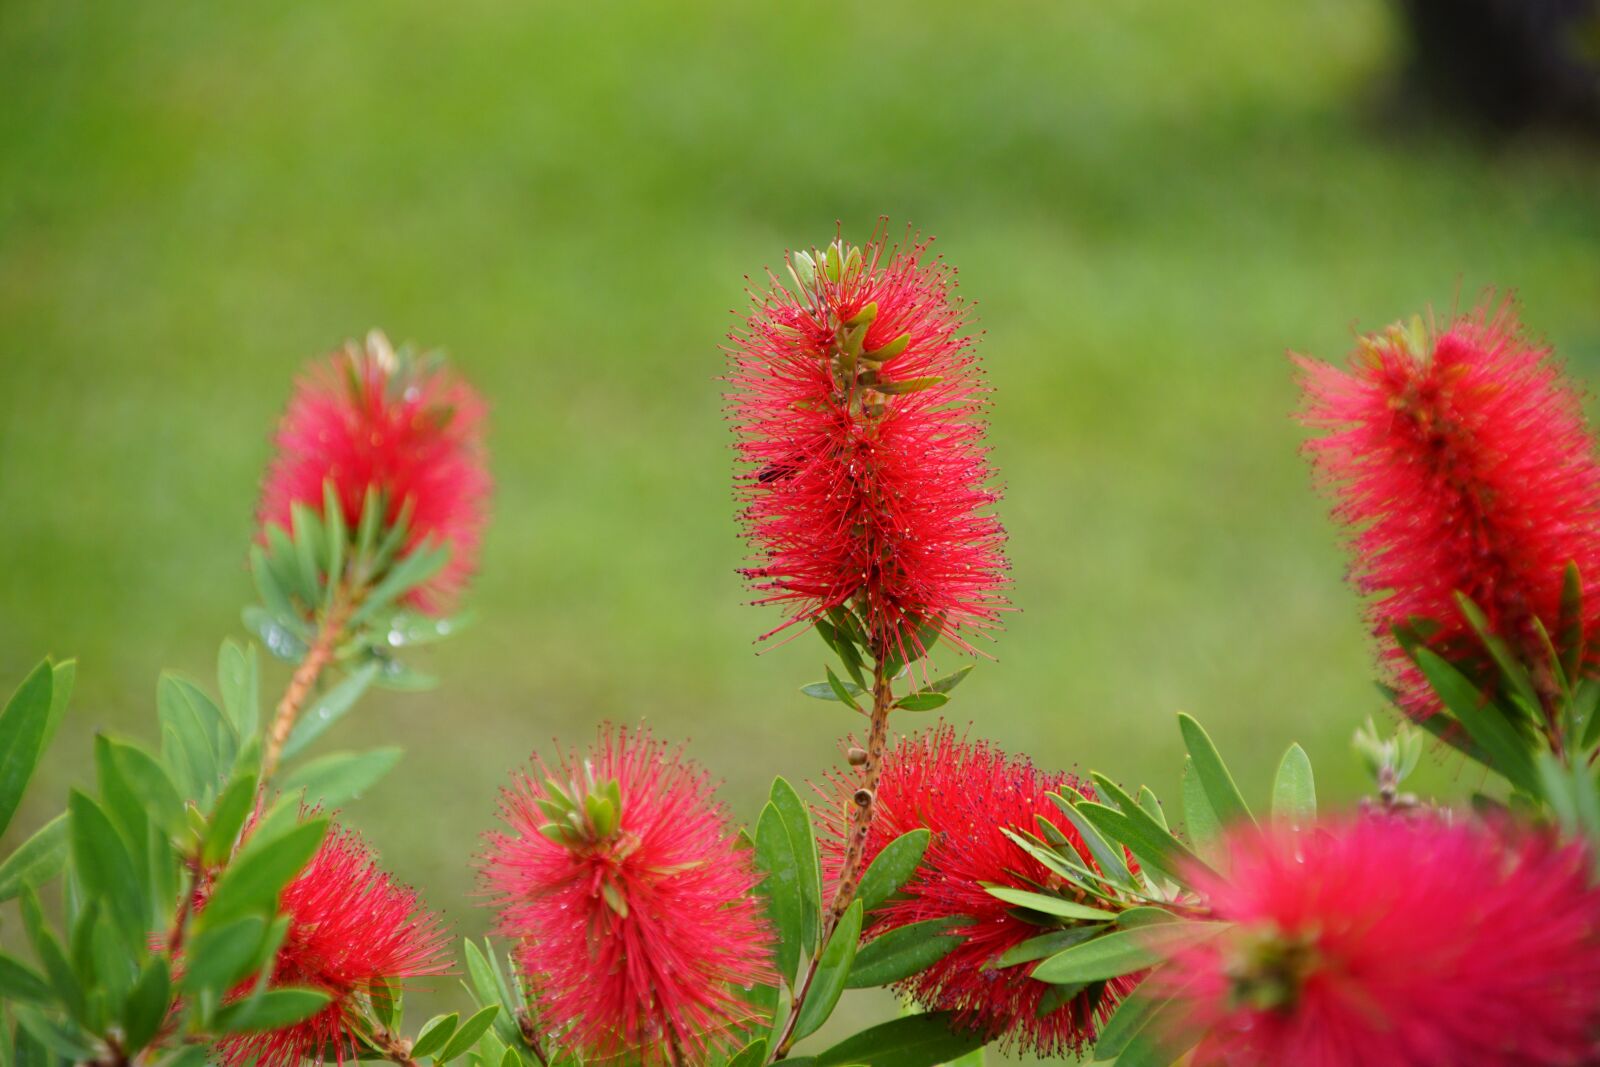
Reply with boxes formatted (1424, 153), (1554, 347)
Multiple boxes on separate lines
(260, 585), (358, 785)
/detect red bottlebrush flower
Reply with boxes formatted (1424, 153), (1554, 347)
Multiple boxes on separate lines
(726, 230), (1008, 659)
(480, 727), (773, 1065)
(258, 331), (491, 614)
(819, 725), (1136, 1057)
(1156, 818), (1600, 1067)
(215, 824), (451, 1067)
(1299, 299), (1600, 716)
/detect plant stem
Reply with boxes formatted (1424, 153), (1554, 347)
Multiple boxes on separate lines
(368, 1025), (420, 1067)
(771, 658), (893, 1061)
(516, 1009), (552, 1067)
(260, 585), (358, 784)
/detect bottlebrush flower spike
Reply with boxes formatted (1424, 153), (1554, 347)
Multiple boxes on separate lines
(727, 229), (1008, 660)
(258, 330), (491, 614)
(1155, 818), (1600, 1067)
(819, 725), (1136, 1057)
(1298, 299), (1600, 716)
(480, 727), (773, 1065)
(214, 825), (451, 1067)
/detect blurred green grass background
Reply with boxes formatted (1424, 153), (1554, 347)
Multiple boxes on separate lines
(2, 0), (1598, 1057)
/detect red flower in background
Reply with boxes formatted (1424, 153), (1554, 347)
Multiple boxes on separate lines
(819, 725), (1136, 1057)
(1157, 818), (1600, 1067)
(258, 331), (491, 614)
(480, 727), (773, 1065)
(215, 825), (451, 1067)
(1298, 299), (1600, 716)
(727, 229), (1008, 660)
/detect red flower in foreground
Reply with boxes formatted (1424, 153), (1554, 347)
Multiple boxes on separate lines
(1157, 819), (1600, 1067)
(215, 825), (451, 1067)
(727, 230), (1007, 659)
(480, 728), (773, 1065)
(820, 725), (1135, 1057)
(258, 330), (491, 614)
(1299, 299), (1600, 715)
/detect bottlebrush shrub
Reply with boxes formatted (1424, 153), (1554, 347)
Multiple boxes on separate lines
(1, 259), (1598, 1067)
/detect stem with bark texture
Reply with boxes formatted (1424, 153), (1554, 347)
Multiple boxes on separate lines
(260, 586), (357, 784)
(771, 658), (893, 1061)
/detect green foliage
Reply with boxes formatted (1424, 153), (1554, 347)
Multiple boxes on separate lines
(846, 917), (966, 989)
(812, 1012), (986, 1067)
(791, 900), (862, 1043)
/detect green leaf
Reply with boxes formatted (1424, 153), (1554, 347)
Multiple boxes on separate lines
(1137, 786), (1168, 829)
(243, 605), (310, 665)
(1412, 646), (1542, 794)
(218, 640), (261, 739)
(983, 886), (1116, 922)
(379, 611), (474, 648)
(439, 1005), (500, 1062)
(12, 1006), (96, 1061)
(1455, 592), (1543, 717)
(1270, 743), (1316, 826)
(814, 1012), (987, 1067)
(726, 1038), (768, 1067)
(1091, 987), (1159, 1062)
(1045, 793), (1133, 888)
(992, 925), (1102, 968)
(818, 613), (869, 690)
(769, 777), (821, 958)
(157, 674), (221, 800)
(846, 916), (965, 988)
(280, 747), (403, 809)
(411, 1014), (460, 1060)
(351, 541), (451, 625)
(894, 692), (949, 713)
(929, 665), (974, 694)
(1031, 923), (1227, 984)
(280, 664), (380, 761)
(1561, 562), (1586, 683)
(104, 739), (186, 838)
(792, 899), (862, 1042)
(0, 813), (68, 901)
(43, 660), (75, 753)
(213, 988), (332, 1033)
(1102, 996), (1201, 1067)
(21, 886), (82, 1020)
(800, 679), (865, 703)
(202, 817), (328, 927)
(1180, 757), (1225, 870)
(1176, 714), (1255, 828)
(1084, 778), (1213, 884)
(323, 482), (348, 601)
(856, 828), (929, 913)
(181, 914), (268, 995)
(0, 953), (52, 1003)
(67, 790), (147, 947)
(0, 662), (53, 839)
(204, 773), (260, 866)
(754, 803), (802, 986)
(122, 957), (172, 1052)
(824, 666), (863, 713)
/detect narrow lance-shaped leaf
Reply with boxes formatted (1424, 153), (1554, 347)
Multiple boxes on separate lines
(791, 899), (863, 1042)
(753, 803), (802, 986)
(855, 828), (930, 913)
(847, 916), (966, 988)
(1270, 743), (1316, 826)
(0, 662), (53, 839)
(1412, 646), (1542, 794)
(280, 663), (380, 761)
(769, 777), (821, 957)
(1176, 714), (1255, 828)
